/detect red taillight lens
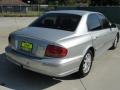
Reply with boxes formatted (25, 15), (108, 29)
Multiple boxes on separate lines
(45, 45), (68, 58)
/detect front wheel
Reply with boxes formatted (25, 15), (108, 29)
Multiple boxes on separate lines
(110, 35), (119, 50)
(78, 50), (93, 77)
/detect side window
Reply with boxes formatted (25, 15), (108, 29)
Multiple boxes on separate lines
(97, 14), (110, 29)
(87, 14), (102, 31)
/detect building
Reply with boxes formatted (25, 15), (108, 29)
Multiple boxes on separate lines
(0, 0), (27, 5)
(0, 0), (27, 12)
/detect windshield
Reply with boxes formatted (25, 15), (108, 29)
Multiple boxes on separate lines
(29, 13), (81, 32)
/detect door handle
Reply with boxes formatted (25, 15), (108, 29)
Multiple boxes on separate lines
(93, 36), (99, 40)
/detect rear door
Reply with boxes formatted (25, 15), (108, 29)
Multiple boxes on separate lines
(87, 14), (109, 57)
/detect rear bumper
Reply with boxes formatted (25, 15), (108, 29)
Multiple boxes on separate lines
(5, 47), (83, 77)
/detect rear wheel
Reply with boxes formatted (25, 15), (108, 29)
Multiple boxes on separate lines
(78, 50), (93, 77)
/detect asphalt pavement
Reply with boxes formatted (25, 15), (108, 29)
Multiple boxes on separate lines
(0, 17), (120, 90)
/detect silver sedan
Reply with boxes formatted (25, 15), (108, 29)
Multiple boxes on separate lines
(5, 10), (119, 77)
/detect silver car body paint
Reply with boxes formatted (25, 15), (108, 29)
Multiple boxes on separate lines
(5, 10), (119, 77)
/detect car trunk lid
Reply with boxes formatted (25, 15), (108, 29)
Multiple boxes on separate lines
(11, 27), (74, 58)
(14, 27), (74, 42)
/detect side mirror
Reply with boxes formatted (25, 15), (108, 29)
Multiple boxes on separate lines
(110, 23), (116, 28)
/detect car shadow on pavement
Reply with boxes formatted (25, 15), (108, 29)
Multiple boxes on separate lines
(0, 53), (62, 90)
(0, 53), (82, 90)
(57, 72), (82, 80)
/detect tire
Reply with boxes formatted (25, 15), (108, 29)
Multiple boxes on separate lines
(110, 35), (119, 50)
(78, 50), (94, 78)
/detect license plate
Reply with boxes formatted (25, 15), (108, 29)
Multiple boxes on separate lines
(20, 41), (33, 52)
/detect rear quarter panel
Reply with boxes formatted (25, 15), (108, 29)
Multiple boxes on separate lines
(58, 34), (93, 61)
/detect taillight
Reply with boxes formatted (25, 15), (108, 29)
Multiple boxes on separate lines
(45, 45), (68, 58)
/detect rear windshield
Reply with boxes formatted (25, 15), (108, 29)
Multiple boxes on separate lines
(29, 13), (81, 32)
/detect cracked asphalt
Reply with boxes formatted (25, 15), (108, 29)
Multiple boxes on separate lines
(0, 17), (120, 90)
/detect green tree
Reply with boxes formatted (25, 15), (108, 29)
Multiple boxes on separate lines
(48, 0), (76, 6)
(91, 0), (120, 6)
(34, 0), (47, 4)
(65, 0), (76, 5)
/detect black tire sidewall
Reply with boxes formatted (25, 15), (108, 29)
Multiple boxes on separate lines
(79, 50), (93, 77)
(113, 36), (118, 49)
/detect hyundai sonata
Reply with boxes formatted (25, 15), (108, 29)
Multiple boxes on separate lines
(5, 10), (119, 77)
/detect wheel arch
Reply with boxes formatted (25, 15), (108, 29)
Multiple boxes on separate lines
(88, 47), (95, 57)
(83, 46), (95, 58)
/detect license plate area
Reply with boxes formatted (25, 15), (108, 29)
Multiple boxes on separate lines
(20, 41), (33, 52)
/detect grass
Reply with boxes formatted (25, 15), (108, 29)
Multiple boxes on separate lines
(0, 11), (43, 17)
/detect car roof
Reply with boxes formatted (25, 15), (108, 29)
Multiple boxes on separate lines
(46, 10), (98, 16)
